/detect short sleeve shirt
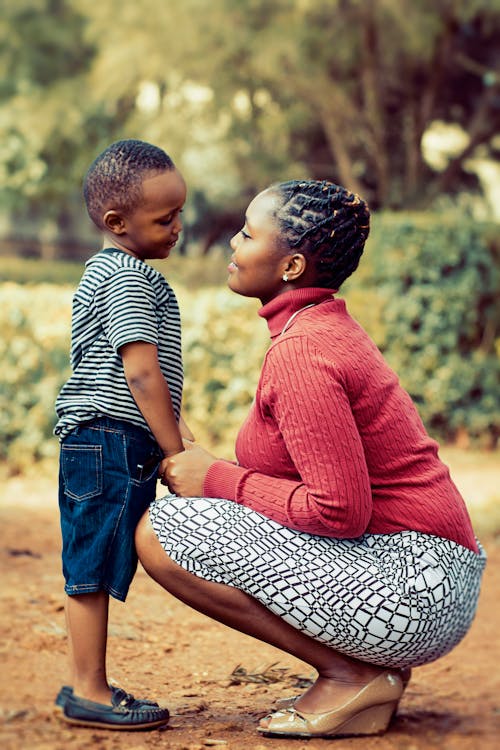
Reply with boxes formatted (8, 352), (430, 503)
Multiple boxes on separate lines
(54, 248), (183, 439)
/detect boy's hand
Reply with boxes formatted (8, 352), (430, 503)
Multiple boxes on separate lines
(160, 443), (217, 497)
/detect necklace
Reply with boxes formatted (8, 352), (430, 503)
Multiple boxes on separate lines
(280, 303), (317, 336)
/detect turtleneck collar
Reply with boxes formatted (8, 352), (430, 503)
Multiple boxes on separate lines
(259, 287), (336, 338)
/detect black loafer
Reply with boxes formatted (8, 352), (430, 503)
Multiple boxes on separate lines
(55, 685), (73, 711)
(59, 687), (170, 730)
(55, 685), (160, 711)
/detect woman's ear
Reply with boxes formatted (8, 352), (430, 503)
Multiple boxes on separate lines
(284, 253), (307, 281)
(103, 210), (126, 236)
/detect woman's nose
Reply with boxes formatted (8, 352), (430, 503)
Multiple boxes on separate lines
(229, 233), (238, 250)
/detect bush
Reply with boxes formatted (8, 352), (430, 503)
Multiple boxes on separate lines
(0, 281), (267, 473)
(0, 283), (73, 472)
(356, 214), (500, 446)
(1, 214), (498, 476)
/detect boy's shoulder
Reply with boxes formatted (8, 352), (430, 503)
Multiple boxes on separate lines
(82, 248), (166, 285)
(76, 249), (174, 307)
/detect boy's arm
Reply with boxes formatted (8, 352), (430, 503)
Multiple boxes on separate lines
(121, 341), (184, 458)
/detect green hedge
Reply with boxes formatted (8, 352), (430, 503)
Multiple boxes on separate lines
(1, 213), (498, 474)
(353, 214), (500, 446)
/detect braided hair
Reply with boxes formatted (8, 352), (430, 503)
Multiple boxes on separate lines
(83, 139), (175, 229)
(269, 180), (370, 289)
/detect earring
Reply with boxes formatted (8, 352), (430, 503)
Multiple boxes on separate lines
(282, 273), (289, 282)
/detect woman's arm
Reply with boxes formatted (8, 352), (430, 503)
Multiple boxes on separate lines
(167, 337), (372, 538)
(223, 338), (372, 536)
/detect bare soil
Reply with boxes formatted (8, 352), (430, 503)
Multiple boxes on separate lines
(1, 471), (499, 750)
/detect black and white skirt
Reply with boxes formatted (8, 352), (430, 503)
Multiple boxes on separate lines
(149, 495), (486, 668)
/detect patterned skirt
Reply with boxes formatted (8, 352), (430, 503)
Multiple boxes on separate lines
(149, 495), (486, 668)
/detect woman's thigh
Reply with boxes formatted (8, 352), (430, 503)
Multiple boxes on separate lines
(148, 495), (486, 668)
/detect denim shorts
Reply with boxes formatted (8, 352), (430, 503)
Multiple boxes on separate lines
(58, 417), (161, 601)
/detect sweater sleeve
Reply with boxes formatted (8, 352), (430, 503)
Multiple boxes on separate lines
(204, 336), (372, 537)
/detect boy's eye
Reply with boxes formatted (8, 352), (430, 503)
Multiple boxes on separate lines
(160, 209), (183, 226)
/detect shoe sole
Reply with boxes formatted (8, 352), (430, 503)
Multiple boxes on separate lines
(56, 711), (169, 731)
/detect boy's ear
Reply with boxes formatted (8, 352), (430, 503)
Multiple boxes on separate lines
(103, 210), (126, 236)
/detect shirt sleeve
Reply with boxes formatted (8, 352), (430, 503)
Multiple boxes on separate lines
(93, 268), (160, 351)
(204, 336), (372, 537)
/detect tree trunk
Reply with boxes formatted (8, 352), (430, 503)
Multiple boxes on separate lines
(360, 1), (389, 205)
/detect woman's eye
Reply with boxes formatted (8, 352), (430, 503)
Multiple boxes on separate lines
(240, 229), (251, 239)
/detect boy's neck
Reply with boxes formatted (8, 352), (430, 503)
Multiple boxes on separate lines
(101, 241), (145, 261)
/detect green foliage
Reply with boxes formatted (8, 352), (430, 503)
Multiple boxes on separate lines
(0, 275), (267, 473)
(360, 213), (500, 445)
(1, 213), (498, 475)
(1, 0), (499, 226)
(0, 283), (73, 471)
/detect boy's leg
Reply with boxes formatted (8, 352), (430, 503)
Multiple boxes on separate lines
(65, 591), (112, 704)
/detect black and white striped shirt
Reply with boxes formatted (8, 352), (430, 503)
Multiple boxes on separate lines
(55, 248), (183, 439)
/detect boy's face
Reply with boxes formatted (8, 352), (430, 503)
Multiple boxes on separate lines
(105, 168), (187, 260)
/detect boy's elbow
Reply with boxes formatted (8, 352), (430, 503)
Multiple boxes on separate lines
(125, 365), (157, 392)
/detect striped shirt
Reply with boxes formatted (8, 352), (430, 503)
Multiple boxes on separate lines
(54, 248), (183, 439)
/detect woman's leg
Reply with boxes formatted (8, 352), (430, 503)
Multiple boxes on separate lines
(136, 513), (386, 715)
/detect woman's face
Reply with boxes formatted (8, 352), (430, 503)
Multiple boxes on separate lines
(228, 190), (289, 304)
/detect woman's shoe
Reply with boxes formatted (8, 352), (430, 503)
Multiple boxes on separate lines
(274, 665), (412, 711)
(258, 671), (403, 738)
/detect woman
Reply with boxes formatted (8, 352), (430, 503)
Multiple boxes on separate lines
(135, 180), (486, 739)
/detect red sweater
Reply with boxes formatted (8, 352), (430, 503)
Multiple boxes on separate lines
(204, 288), (478, 552)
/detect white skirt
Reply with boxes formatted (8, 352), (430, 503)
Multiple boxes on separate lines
(149, 495), (486, 668)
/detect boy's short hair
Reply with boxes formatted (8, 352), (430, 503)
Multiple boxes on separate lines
(83, 139), (175, 229)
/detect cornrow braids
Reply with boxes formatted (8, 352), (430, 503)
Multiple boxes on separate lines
(83, 139), (175, 229)
(270, 180), (370, 289)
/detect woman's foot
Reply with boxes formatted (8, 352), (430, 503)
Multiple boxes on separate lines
(283, 664), (385, 715)
(274, 665), (413, 710)
(259, 670), (403, 738)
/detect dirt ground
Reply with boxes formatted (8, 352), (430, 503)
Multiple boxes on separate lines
(1, 464), (499, 750)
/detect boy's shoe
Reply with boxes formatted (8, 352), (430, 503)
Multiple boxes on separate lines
(54, 684), (160, 711)
(56, 687), (169, 730)
(55, 685), (73, 711)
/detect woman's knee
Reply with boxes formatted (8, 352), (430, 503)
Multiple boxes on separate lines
(135, 510), (155, 558)
(135, 510), (182, 584)
(136, 512), (166, 571)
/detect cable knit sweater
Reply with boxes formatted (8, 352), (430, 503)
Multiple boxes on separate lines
(203, 288), (478, 553)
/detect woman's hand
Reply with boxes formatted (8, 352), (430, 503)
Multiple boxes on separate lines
(161, 441), (217, 496)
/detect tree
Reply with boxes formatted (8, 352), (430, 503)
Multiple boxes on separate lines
(1, 0), (498, 253)
(0, 0), (121, 254)
(178, 0), (500, 209)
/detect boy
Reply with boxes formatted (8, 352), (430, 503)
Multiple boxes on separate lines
(54, 139), (193, 729)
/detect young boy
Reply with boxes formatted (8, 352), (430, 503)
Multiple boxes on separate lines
(54, 139), (193, 730)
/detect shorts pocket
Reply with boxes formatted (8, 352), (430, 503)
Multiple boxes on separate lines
(61, 444), (103, 501)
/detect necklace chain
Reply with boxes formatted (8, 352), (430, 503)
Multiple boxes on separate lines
(280, 303), (317, 336)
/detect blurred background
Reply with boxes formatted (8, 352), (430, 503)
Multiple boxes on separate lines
(0, 0), (499, 531)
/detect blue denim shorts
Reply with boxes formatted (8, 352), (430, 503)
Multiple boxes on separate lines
(58, 417), (161, 601)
